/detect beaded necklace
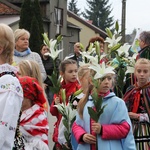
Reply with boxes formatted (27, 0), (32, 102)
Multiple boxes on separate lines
(0, 71), (16, 77)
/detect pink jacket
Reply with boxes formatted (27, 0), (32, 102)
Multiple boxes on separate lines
(72, 121), (130, 143)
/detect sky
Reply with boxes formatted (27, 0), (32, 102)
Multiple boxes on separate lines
(68, 0), (150, 34)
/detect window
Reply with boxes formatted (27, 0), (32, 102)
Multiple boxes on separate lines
(54, 7), (63, 26)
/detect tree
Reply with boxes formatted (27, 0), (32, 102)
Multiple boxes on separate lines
(19, 0), (44, 53)
(83, 0), (114, 31)
(33, 0), (44, 44)
(68, 0), (80, 16)
(29, 15), (41, 53)
(19, 0), (33, 32)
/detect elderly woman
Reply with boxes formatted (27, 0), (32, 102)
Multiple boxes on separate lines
(0, 23), (23, 149)
(13, 28), (46, 81)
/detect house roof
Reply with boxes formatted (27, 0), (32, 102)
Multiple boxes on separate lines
(67, 10), (107, 38)
(0, 0), (20, 25)
(67, 21), (81, 30)
(0, 0), (20, 14)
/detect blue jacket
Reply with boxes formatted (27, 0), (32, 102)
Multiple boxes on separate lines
(75, 92), (136, 150)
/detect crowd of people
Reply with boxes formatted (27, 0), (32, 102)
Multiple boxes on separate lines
(0, 23), (150, 150)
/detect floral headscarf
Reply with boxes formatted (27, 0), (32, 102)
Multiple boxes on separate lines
(19, 76), (46, 107)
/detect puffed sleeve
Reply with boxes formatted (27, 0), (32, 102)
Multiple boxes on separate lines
(0, 77), (23, 149)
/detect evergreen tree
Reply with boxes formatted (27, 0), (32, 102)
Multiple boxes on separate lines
(68, 0), (80, 16)
(33, 0), (44, 44)
(19, 0), (33, 32)
(83, 0), (114, 31)
(19, 0), (44, 53)
(29, 15), (41, 53)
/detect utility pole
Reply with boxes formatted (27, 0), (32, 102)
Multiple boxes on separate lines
(121, 0), (126, 43)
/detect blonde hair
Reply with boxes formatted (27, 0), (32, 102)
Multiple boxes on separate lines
(14, 29), (30, 42)
(135, 58), (150, 72)
(18, 60), (43, 88)
(0, 23), (14, 64)
(77, 65), (94, 119)
(78, 64), (90, 81)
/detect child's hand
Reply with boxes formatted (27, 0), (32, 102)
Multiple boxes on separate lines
(92, 122), (102, 134)
(128, 112), (139, 120)
(43, 83), (48, 89)
(54, 97), (60, 105)
(63, 143), (70, 149)
(83, 133), (96, 144)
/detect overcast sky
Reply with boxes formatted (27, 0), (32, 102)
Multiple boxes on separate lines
(68, 0), (150, 34)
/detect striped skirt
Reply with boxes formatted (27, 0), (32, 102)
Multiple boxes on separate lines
(132, 120), (150, 150)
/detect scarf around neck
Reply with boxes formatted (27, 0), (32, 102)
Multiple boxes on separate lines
(14, 47), (31, 57)
(124, 82), (150, 114)
(61, 80), (80, 102)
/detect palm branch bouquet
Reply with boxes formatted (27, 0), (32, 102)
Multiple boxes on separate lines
(54, 89), (83, 150)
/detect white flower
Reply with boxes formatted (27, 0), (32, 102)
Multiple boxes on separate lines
(89, 62), (115, 79)
(43, 35), (63, 60)
(127, 53), (137, 68)
(80, 48), (95, 57)
(105, 34), (122, 48)
(117, 43), (131, 57)
(125, 66), (135, 74)
(82, 53), (99, 65)
(79, 61), (90, 67)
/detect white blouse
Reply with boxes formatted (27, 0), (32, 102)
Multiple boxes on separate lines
(0, 64), (23, 150)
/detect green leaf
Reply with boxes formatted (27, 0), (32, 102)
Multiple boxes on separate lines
(62, 118), (69, 129)
(56, 34), (63, 44)
(95, 97), (103, 111)
(97, 105), (107, 117)
(105, 28), (113, 38)
(70, 116), (76, 126)
(42, 33), (50, 47)
(110, 43), (121, 52)
(88, 107), (99, 122)
(94, 41), (100, 57)
(64, 130), (70, 142)
(115, 21), (119, 33)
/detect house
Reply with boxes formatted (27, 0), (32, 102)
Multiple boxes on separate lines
(0, 0), (107, 58)
(0, 0), (20, 30)
(67, 10), (107, 50)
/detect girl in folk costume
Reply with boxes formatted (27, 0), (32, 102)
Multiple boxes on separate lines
(123, 58), (150, 150)
(19, 76), (49, 150)
(0, 23), (23, 149)
(18, 60), (48, 111)
(50, 59), (80, 150)
(72, 64), (136, 150)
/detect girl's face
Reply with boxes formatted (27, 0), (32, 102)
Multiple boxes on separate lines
(135, 63), (150, 86)
(62, 64), (78, 84)
(99, 74), (113, 93)
(40, 45), (49, 56)
(15, 34), (29, 52)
